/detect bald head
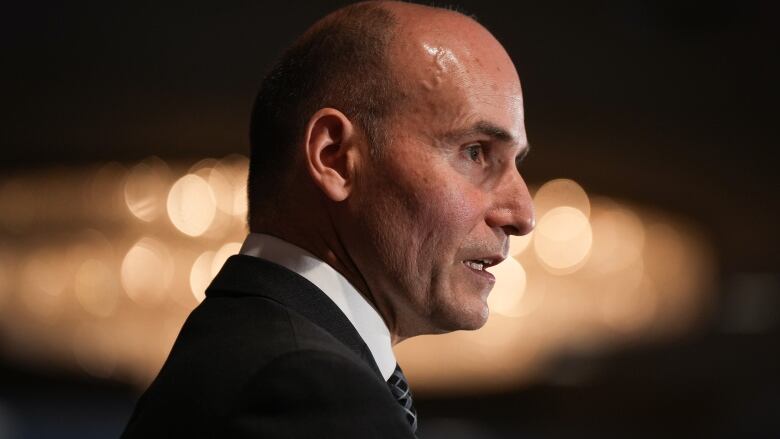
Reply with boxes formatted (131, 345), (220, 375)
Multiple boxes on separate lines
(247, 1), (522, 228)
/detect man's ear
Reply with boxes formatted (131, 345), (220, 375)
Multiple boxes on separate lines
(303, 108), (358, 202)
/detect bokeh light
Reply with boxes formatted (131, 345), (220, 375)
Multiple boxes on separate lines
(0, 166), (717, 398)
(188, 242), (241, 303)
(167, 174), (217, 236)
(124, 157), (170, 222)
(217, 154), (250, 218)
(600, 275), (659, 333)
(232, 180), (248, 218)
(588, 201), (645, 273)
(533, 178), (591, 218)
(487, 257), (527, 317)
(188, 158), (219, 175)
(190, 251), (215, 303)
(74, 258), (120, 318)
(534, 206), (593, 274)
(121, 237), (174, 306)
(509, 231), (534, 256)
(21, 250), (69, 321)
(211, 242), (242, 276)
(207, 167), (235, 215)
(87, 162), (128, 222)
(0, 250), (10, 310)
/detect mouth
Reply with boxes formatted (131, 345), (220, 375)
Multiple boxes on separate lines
(462, 255), (504, 282)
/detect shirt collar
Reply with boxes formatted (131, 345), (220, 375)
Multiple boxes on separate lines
(239, 233), (397, 380)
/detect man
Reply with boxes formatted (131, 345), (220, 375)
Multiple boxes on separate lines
(122, 1), (533, 437)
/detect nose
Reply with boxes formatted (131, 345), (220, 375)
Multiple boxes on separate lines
(485, 168), (535, 237)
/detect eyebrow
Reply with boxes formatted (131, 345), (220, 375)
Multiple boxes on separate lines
(442, 120), (531, 155)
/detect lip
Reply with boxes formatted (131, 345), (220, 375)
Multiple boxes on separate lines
(462, 260), (497, 283)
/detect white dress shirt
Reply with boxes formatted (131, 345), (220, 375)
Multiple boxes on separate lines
(239, 233), (397, 381)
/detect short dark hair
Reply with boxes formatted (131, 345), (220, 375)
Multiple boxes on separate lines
(247, 3), (399, 227)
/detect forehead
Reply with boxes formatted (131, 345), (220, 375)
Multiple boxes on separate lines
(388, 16), (525, 139)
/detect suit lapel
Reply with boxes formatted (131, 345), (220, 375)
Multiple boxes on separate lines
(205, 254), (383, 378)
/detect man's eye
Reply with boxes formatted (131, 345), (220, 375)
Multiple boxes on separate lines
(465, 144), (484, 163)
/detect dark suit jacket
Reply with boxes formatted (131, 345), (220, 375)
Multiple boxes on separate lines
(122, 255), (415, 438)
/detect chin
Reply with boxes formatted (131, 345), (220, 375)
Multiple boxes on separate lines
(432, 301), (490, 333)
(460, 310), (490, 331)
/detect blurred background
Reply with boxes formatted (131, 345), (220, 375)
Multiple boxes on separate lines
(1, 0), (778, 437)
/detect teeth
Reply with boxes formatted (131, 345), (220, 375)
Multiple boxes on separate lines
(465, 260), (485, 270)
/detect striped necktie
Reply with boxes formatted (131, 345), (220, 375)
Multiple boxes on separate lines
(387, 363), (418, 432)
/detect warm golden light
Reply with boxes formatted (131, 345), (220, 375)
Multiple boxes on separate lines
(121, 237), (173, 305)
(123, 158), (170, 222)
(600, 274), (659, 333)
(74, 258), (119, 318)
(21, 250), (68, 320)
(509, 231), (534, 256)
(211, 242), (242, 276)
(232, 180), (248, 218)
(588, 202), (645, 273)
(533, 178), (591, 218)
(534, 206), (593, 273)
(487, 257), (527, 317)
(216, 154), (250, 218)
(0, 252), (10, 310)
(0, 165), (716, 396)
(166, 174), (217, 237)
(190, 251), (215, 303)
(0, 178), (32, 233)
(188, 242), (241, 303)
(88, 162), (127, 217)
(207, 167), (235, 215)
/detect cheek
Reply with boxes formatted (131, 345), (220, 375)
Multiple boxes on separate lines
(417, 182), (486, 255)
(438, 179), (485, 228)
(445, 186), (483, 227)
(369, 156), (486, 266)
(367, 180), (466, 273)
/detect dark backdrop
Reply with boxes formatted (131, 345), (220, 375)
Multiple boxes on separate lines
(1, 1), (778, 437)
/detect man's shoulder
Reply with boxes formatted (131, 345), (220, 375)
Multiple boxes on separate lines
(194, 254), (382, 371)
(122, 295), (383, 437)
(158, 293), (366, 392)
(182, 293), (360, 364)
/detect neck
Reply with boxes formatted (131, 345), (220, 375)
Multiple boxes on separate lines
(253, 209), (404, 344)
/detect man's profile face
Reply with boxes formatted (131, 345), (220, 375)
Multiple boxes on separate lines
(347, 21), (534, 336)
